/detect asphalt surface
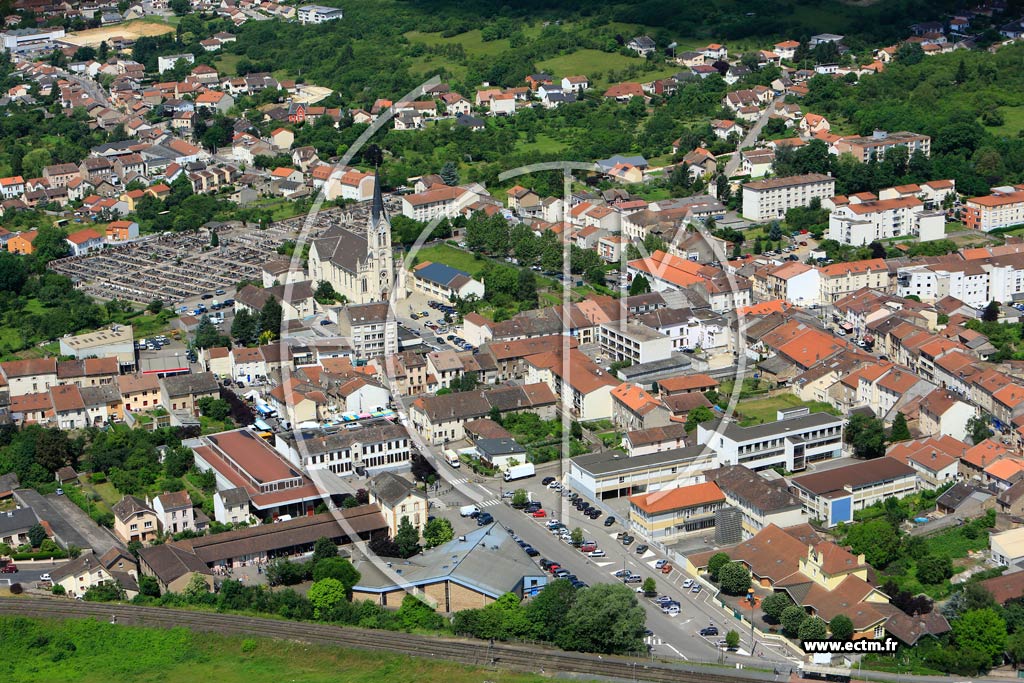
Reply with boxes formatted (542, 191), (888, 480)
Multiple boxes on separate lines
(13, 490), (123, 555)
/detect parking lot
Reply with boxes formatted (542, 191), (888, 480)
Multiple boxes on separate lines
(398, 290), (473, 353)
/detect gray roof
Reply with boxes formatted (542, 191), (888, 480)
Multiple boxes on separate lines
(706, 465), (801, 515)
(572, 445), (707, 477)
(112, 495), (153, 522)
(0, 506), (39, 535)
(352, 522), (545, 600)
(161, 371), (219, 398)
(216, 487), (251, 507)
(709, 411), (844, 443)
(790, 458), (916, 497)
(475, 437), (526, 457)
(80, 384), (121, 406)
(312, 225), (369, 275)
(369, 471), (424, 508)
(0, 472), (19, 493)
(283, 422), (407, 456)
(941, 481), (990, 510)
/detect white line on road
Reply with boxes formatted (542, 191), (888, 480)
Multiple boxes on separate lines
(663, 644), (688, 660)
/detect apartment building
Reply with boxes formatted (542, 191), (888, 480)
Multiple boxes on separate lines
(832, 130), (931, 162)
(696, 407), (845, 472)
(819, 259), (890, 303)
(628, 481), (725, 542)
(400, 185), (471, 221)
(828, 194), (945, 245)
(741, 173), (835, 221)
(336, 302), (397, 359)
(598, 320), (675, 365)
(964, 185), (1024, 232)
(297, 4), (344, 23)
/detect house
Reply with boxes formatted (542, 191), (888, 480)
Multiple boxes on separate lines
(0, 506), (40, 547)
(153, 491), (195, 535)
(51, 548), (139, 599)
(774, 40), (800, 60)
(297, 4), (344, 23)
(213, 488), (251, 525)
(159, 372), (220, 418)
(112, 494), (159, 544)
(411, 261), (486, 302)
(7, 230), (36, 255)
(106, 219), (139, 242)
(711, 119), (743, 140)
(561, 75), (589, 93)
(367, 471), (428, 536)
(917, 389), (975, 441)
(628, 36), (656, 56)
(799, 113), (831, 138)
(990, 527), (1024, 568)
(603, 82), (645, 102)
(65, 228), (104, 256)
(610, 383), (671, 432)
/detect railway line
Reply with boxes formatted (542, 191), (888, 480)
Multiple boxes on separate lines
(0, 597), (774, 683)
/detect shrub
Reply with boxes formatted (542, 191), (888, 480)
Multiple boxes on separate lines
(9, 583), (22, 594)
(241, 638), (257, 653)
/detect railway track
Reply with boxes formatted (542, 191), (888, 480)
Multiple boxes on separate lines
(0, 597), (772, 683)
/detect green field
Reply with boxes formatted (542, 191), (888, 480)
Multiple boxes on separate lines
(515, 132), (568, 155)
(734, 394), (838, 426)
(404, 29), (513, 58)
(0, 616), (553, 683)
(213, 53), (243, 77)
(414, 243), (486, 277)
(985, 105), (1024, 137)
(536, 49), (678, 86)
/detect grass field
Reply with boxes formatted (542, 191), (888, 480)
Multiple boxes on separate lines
(214, 53), (244, 77)
(515, 132), (569, 155)
(414, 244), (486, 276)
(536, 49), (678, 86)
(985, 105), (1024, 137)
(405, 29), (512, 57)
(734, 394), (837, 425)
(0, 617), (553, 683)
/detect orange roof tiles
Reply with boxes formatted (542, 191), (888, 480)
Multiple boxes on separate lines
(630, 482), (725, 515)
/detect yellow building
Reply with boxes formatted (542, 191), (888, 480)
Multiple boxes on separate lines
(628, 482), (725, 542)
(368, 471), (428, 536)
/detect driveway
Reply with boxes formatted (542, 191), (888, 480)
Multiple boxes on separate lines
(13, 489), (123, 555)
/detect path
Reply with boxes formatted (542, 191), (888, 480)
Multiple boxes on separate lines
(724, 96), (785, 177)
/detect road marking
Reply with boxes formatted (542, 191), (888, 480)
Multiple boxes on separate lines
(663, 644), (688, 660)
(477, 499), (501, 508)
(593, 561), (614, 567)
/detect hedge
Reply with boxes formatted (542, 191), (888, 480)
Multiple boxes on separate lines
(11, 550), (68, 561)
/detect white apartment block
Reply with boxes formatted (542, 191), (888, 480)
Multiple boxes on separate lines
(828, 195), (945, 245)
(598, 321), (675, 365)
(695, 408), (845, 472)
(895, 253), (1024, 308)
(741, 173), (835, 221)
(297, 4), (344, 23)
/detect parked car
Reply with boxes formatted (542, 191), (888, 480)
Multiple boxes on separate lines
(39, 573), (51, 582)
(524, 546), (539, 557)
(0, 564), (17, 573)
(661, 563), (673, 574)
(587, 549), (606, 558)
(682, 578), (694, 588)
(691, 584), (702, 594)
(579, 543), (596, 553)
(547, 563), (561, 574)
(700, 627), (719, 637)
(542, 476), (555, 485)
(621, 535), (635, 546)
(604, 516), (616, 527)
(624, 574), (642, 584)
(553, 569), (571, 578)
(613, 569), (631, 578)
(635, 544), (649, 555)
(476, 512), (494, 525)
(531, 509), (547, 518)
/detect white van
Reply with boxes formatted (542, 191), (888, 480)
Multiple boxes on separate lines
(459, 505), (479, 517)
(445, 450), (461, 468)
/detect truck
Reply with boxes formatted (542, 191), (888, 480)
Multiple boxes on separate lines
(503, 463), (535, 482)
(444, 449), (461, 468)
(459, 505), (480, 518)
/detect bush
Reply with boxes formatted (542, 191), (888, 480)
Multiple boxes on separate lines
(241, 638), (258, 653)
(718, 562), (751, 595)
(9, 583), (22, 594)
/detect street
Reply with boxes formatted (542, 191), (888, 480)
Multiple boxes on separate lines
(428, 456), (799, 666)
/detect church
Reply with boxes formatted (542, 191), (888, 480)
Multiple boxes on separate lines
(308, 174), (396, 305)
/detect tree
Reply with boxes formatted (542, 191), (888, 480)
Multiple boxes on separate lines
(781, 605), (808, 635)
(395, 516), (421, 558)
(511, 489), (528, 507)
(397, 593), (445, 631)
(982, 300), (1001, 322)
(147, 299), (164, 315)
(231, 309), (260, 346)
(768, 223), (783, 241)
(265, 558), (307, 586)
(725, 630), (740, 649)
(829, 614), (853, 640)
(685, 405), (715, 432)
(889, 413), (911, 442)
(312, 536), (339, 563)
(439, 161), (460, 186)
(308, 578), (347, 619)
(642, 577), (656, 595)
(194, 315), (228, 349)
(917, 555), (954, 584)
(556, 583), (646, 654)
(210, 231), (219, 247)
(953, 608), (1008, 670)
(845, 413), (887, 459)
(138, 574), (161, 598)
(955, 58), (969, 85)
(843, 519), (901, 567)
(27, 523), (47, 548)
(32, 224), (70, 263)
(762, 592), (793, 622)
(718, 562), (751, 595)
(182, 573), (210, 600)
(798, 616), (827, 641)
(967, 414), (994, 444)
(526, 578), (577, 641)
(1008, 631), (1024, 667)
(570, 527), (584, 547)
(896, 42), (924, 65)
(169, 0), (190, 14)
(628, 274), (651, 296)
(21, 148), (52, 180)
(83, 581), (125, 602)
(869, 241), (887, 259)
(197, 397), (231, 421)
(707, 552), (731, 581)
(260, 297), (283, 339)
(423, 517), (454, 548)
(315, 280), (339, 304)
(311, 557), (360, 596)
(515, 269), (538, 306)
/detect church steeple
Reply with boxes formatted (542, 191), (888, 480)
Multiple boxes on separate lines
(371, 167), (386, 230)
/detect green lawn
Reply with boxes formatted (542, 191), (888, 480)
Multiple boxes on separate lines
(983, 105), (1024, 137)
(515, 132), (568, 155)
(734, 394), (838, 425)
(129, 312), (173, 339)
(213, 53), (243, 77)
(536, 49), (679, 87)
(0, 617), (553, 683)
(408, 55), (467, 81)
(414, 244), (487, 277)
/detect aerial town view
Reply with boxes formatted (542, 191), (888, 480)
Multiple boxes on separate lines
(5, 0), (1024, 681)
